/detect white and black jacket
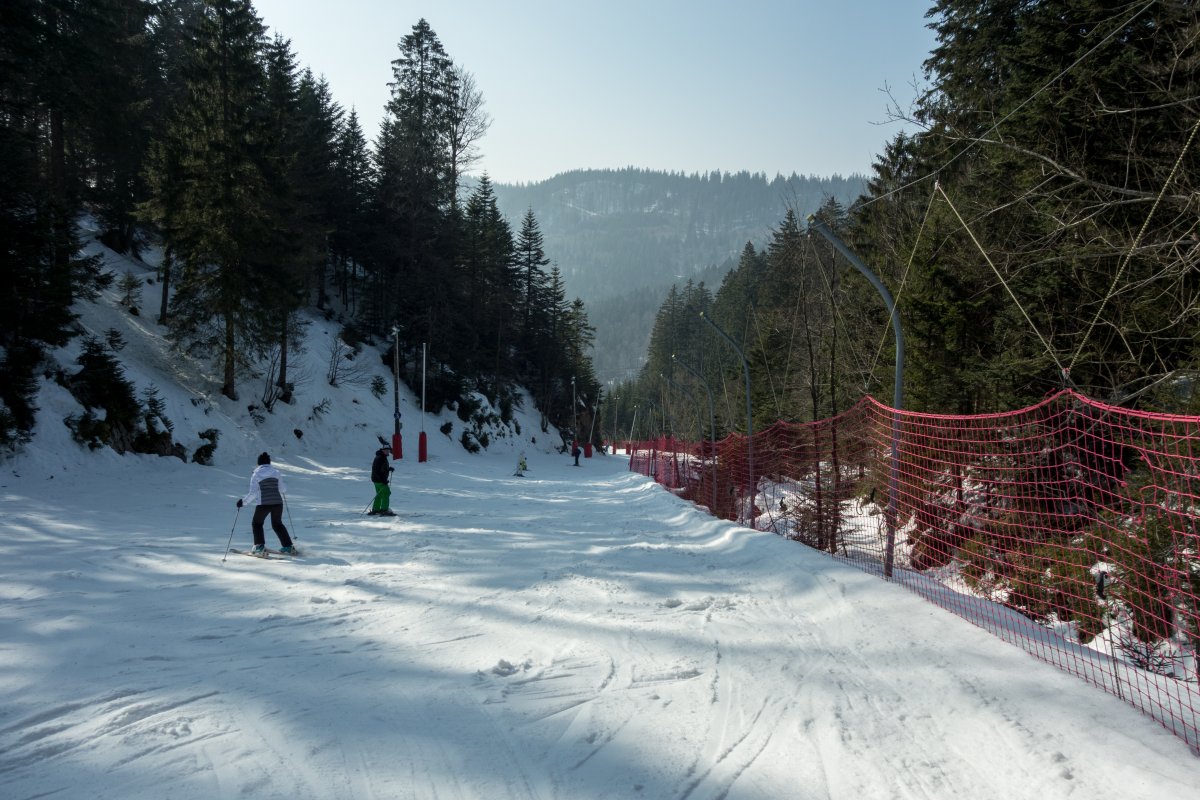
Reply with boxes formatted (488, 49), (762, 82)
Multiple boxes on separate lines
(242, 464), (287, 507)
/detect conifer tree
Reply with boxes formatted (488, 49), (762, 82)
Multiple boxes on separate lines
(147, 0), (271, 400)
(0, 0), (115, 444)
(514, 208), (551, 359)
(330, 108), (374, 311)
(259, 34), (313, 402)
(294, 69), (344, 311)
(373, 18), (456, 355)
(458, 175), (516, 382)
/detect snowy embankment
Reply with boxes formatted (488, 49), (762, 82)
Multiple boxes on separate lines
(2, 232), (1199, 798)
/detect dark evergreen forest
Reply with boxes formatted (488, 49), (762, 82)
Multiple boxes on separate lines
(0, 1), (599, 450)
(613, 1), (1200, 444)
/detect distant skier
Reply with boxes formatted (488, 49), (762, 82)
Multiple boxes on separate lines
(514, 454), (527, 477)
(236, 452), (296, 555)
(370, 447), (396, 516)
(572, 443), (582, 467)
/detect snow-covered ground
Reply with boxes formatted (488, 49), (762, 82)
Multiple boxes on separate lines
(2, 235), (1200, 798)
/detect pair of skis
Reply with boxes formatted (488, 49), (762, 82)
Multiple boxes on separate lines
(227, 547), (302, 560)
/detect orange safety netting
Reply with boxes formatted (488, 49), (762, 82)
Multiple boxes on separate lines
(625, 389), (1200, 751)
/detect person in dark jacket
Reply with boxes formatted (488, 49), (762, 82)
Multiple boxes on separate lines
(572, 443), (582, 466)
(370, 447), (395, 516)
(237, 452), (295, 554)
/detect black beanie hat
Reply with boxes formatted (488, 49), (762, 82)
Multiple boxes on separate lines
(257, 452), (271, 465)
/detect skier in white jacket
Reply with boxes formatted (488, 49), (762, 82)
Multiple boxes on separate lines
(236, 452), (296, 555)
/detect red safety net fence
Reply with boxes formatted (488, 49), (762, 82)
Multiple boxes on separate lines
(624, 389), (1200, 750)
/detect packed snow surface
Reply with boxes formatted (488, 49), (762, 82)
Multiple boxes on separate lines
(2, 237), (1199, 798)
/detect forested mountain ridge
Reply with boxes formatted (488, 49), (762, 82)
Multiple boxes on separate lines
(494, 168), (865, 300)
(493, 169), (866, 384)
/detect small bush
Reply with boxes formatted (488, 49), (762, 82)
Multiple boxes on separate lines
(65, 410), (107, 450)
(118, 270), (141, 307)
(456, 394), (479, 423)
(193, 428), (219, 465)
(310, 398), (332, 420)
(370, 375), (387, 399)
(440, 421), (453, 438)
(66, 335), (141, 452)
(460, 429), (481, 453)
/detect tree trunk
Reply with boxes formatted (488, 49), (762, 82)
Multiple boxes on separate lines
(222, 313), (238, 400)
(158, 247), (172, 325)
(314, 237), (328, 310)
(277, 313), (291, 403)
(49, 106), (72, 311)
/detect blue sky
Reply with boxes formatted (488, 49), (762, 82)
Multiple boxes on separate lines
(251, 0), (938, 183)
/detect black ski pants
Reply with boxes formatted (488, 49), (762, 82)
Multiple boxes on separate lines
(251, 504), (293, 548)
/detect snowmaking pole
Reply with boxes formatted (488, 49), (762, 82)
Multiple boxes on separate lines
(418, 342), (428, 463)
(587, 388), (599, 457)
(614, 387), (623, 453)
(808, 216), (904, 579)
(673, 354), (718, 514)
(628, 406), (639, 464)
(391, 324), (402, 460)
(699, 311), (753, 526)
(571, 376), (577, 452)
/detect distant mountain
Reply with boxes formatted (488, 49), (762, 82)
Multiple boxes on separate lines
(492, 168), (867, 386)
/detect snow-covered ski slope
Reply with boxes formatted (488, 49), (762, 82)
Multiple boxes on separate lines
(2, 229), (1199, 798)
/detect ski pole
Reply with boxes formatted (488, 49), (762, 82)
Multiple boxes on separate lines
(222, 506), (241, 563)
(284, 495), (297, 540)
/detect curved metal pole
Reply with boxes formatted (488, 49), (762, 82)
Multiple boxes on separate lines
(672, 355), (719, 514)
(808, 217), (904, 578)
(699, 311), (754, 526)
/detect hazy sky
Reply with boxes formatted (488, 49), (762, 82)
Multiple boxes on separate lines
(251, 0), (938, 184)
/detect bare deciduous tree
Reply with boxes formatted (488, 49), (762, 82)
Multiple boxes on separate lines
(447, 65), (491, 207)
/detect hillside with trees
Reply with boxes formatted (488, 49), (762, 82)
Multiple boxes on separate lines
(1, 2), (598, 452)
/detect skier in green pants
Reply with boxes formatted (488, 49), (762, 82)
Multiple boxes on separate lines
(370, 447), (395, 516)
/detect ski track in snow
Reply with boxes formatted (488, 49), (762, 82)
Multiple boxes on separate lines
(4, 453), (1200, 798)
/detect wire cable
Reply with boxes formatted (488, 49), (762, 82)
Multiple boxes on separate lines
(935, 182), (1069, 379)
(1067, 114), (1200, 372)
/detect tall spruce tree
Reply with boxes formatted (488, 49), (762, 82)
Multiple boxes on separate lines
(330, 108), (374, 312)
(147, 0), (270, 400)
(373, 18), (456, 357)
(0, 0), (115, 444)
(458, 175), (516, 382)
(514, 208), (551, 363)
(258, 34), (313, 402)
(294, 69), (344, 311)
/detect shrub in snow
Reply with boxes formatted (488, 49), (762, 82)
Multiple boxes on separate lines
(192, 428), (219, 465)
(309, 398), (331, 420)
(118, 270), (141, 310)
(64, 335), (143, 454)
